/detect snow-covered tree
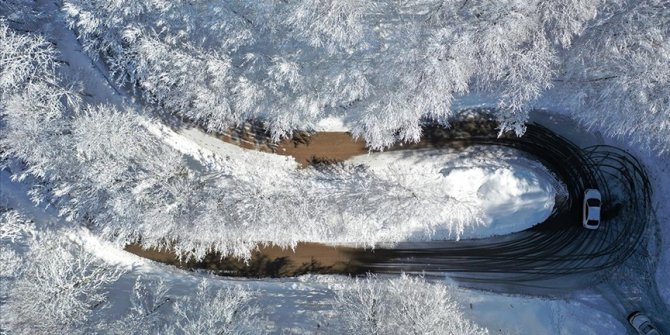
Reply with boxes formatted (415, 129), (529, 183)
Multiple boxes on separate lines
(0, 209), (34, 307)
(0, 246), (21, 279)
(61, 0), (670, 153)
(1, 82), (77, 183)
(0, 19), (58, 99)
(283, 0), (372, 54)
(0, 21), (81, 193)
(0, 209), (35, 242)
(3, 232), (124, 335)
(331, 274), (488, 335)
(91, 276), (270, 334)
(65, 104), (186, 224)
(555, 0), (670, 153)
(167, 280), (268, 335)
(93, 276), (173, 335)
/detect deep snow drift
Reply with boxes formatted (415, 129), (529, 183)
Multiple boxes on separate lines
(348, 146), (564, 239)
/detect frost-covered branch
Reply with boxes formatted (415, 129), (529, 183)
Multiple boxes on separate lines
(60, 0), (670, 153)
(331, 274), (489, 334)
(3, 232), (124, 334)
(167, 280), (268, 335)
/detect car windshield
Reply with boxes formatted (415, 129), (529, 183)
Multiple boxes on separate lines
(587, 198), (601, 207)
(641, 324), (656, 333)
(587, 220), (599, 226)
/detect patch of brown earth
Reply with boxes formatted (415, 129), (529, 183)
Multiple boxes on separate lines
(275, 132), (368, 166)
(125, 242), (364, 277)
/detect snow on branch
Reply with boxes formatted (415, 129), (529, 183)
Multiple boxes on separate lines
(61, 0), (670, 153)
(2, 232), (125, 334)
(330, 274), (489, 334)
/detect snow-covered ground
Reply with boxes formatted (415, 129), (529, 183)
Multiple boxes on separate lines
(315, 116), (350, 132)
(143, 121), (298, 174)
(348, 146), (563, 239)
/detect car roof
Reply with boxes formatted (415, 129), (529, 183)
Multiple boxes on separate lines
(588, 207), (601, 220)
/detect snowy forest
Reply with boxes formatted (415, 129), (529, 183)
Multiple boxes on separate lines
(60, 0), (670, 151)
(1, 0), (669, 333)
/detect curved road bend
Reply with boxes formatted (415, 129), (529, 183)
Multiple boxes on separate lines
(353, 123), (653, 293)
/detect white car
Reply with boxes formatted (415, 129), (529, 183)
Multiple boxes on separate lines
(582, 189), (601, 229)
(628, 311), (661, 335)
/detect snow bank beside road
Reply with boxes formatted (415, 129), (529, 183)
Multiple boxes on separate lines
(349, 146), (563, 239)
(142, 121), (298, 174)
